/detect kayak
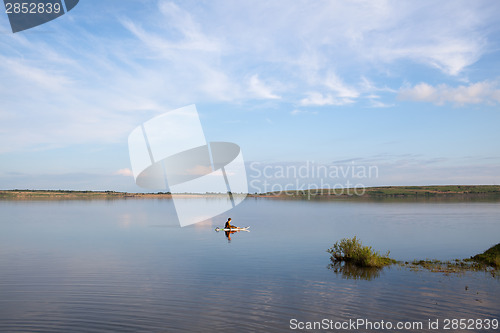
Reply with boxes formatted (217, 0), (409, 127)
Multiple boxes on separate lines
(215, 226), (250, 232)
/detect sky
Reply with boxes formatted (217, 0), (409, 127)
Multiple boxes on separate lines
(0, 0), (499, 192)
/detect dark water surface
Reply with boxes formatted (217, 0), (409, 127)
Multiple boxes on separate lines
(0, 199), (499, 332)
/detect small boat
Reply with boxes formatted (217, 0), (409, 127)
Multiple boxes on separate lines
(215, 226), (250, 232)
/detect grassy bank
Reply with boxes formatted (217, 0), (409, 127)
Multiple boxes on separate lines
(0, 190), (174, 200)
(2, 186), (500, 201)
(256, 185), (500, 200)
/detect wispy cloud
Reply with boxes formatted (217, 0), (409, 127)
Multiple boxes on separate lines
(351, 2), (489, 76)
(121, 3), (236, 102)
(367, 96), (395, 108)
(290, 109), (318, 116)
(300, 92), (355, 106)
(248, 74), (281, 99)
(360, 77), (396, 94)
(324, 72), (360, 99)
(122, 2), (221, 55)
(300, 92), (333, 106)
(398, 81), (500, 106)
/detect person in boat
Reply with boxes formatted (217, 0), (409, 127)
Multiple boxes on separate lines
(224, 218), (238, 229)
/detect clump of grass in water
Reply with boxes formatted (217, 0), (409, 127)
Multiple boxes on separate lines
(471, 243), (500, 268)
(326, 236), (396, 268)
(404, 243), (499, 277)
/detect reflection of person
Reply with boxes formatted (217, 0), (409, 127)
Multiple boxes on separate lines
(224, 218), (238, 229)
(224, 230), (237, 242)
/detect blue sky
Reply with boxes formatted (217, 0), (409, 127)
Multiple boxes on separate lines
(0, 0), (499, 192)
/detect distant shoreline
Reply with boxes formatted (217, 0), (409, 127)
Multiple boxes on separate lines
(1, 185), (499, 201)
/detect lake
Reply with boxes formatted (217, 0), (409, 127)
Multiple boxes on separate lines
(0, 198), (499, 332)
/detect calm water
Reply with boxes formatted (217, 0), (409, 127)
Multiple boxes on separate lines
(0, 198), (499, 332)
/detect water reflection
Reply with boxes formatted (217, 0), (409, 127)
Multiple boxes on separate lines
(223, 229), (251, 242)
(328, 261), (384, 281)
(225, 229), (238, 242)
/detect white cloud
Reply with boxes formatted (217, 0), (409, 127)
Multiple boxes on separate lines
(248, 74), (281, 99)
(158, 1), (220, 52)
(360, 77), (397, 93)
(371, 34), (485, 76)
(398, 81), (500, 106)
(300, 92), (355, 106)
(300, 92), (333, 106)
(121, 4), (236, 102)
(124, 2), (221, 55)
(4, 58), (73, 92)
(350, 2), (489, 76)
(290, 109), (318, 116)
(366, 95), (395, 108)
(0, 49), (162, 153)
(324, 72), (359, 99)
(228, 1), (490, 75)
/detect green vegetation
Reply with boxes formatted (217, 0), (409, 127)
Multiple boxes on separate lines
(404, 259), (488, 274)
(2, 186), (500, 201)
(362, 185), (500, 197)
(471, 243), (500, 268)
(328, 238), (499, 280)
(0, 190), (128, 200)
(326, 237), (396, 268)
(405, 243), (500, 274)
(0, 190), (238, 200)
(254, 185), (500, 200)
(0, 190), (182, 200)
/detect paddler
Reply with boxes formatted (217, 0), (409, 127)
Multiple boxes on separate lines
(224, 218), (238, 229)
